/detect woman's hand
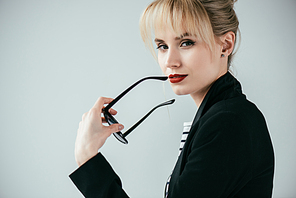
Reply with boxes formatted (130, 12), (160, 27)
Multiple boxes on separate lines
(74, 97), (124, 167)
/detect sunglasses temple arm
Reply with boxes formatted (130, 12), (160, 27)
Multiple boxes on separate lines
(122, 99), (175, 138)
(103, 76), (168, 112)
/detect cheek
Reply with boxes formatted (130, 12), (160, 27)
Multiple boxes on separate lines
(157, 55), (166, 73)
(187, 49), (212, 70)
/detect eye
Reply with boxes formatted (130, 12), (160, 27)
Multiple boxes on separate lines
(156, 44), (168, 50)
(180, 40), (195, 47)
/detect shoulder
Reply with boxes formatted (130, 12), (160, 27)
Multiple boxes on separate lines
(191, 96), (267, 147)
(202, 96), (266, 128)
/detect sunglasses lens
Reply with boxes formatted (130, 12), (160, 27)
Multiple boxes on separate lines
(113, 132), (128, 144)
(104, 111), (118, 125)
(103, 111), (128, 144)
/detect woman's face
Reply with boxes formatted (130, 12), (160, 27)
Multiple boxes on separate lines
(155, 27), (227, 106)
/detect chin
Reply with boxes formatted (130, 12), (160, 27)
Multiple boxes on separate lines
(172, 87), (190, 96)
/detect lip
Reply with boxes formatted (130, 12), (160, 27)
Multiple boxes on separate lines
(168, 74), (188, 83)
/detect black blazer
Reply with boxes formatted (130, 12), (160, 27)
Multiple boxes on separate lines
(70, 72), (274, 198)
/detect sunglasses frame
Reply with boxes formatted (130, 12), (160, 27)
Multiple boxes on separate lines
(102, 76), (175, 144)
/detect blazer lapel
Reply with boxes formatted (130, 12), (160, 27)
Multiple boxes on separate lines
(167, 72), (242, 196)
(167, 92), (210, 196)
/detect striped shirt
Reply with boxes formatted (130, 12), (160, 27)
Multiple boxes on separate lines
(165, 122), (192, 198)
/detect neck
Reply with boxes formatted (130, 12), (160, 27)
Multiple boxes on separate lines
(190, 84), (212, 108)
(190, 70), (228, 108)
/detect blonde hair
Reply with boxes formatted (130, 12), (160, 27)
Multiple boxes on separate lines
(140, 0), (240, 68)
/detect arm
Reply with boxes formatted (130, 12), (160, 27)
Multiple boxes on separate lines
(70, 153), (129, 198)
(70, 97), (128, 197)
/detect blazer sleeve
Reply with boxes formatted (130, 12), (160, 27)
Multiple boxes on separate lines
(69, 152), (129, 198)
(168, 111), (255, 197)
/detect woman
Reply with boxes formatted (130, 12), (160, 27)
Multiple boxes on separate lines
(70, 0), (274, 197)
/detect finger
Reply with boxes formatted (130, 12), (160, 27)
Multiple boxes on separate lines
(101, 117), (107, 123)
(109, 108), (118, 115)
(88, 108), (101, 122)
(92, 97), (114, 109)
(104, 124), (124, 135)
(82, 112), (88, 121)
(78, 121), (82, 131)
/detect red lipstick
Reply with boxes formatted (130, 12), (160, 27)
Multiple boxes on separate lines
(168, 74), (188, 83)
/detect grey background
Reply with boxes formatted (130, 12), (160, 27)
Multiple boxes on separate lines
(0, 0), (295, 197)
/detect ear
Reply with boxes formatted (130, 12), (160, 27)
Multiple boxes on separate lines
(220, 31), (235, 56)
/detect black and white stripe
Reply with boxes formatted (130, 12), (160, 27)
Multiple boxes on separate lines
(178, 122), (191, 156)
(165, 122), (192, 198)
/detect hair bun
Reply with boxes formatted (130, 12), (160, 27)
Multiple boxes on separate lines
(232, 0), (238, 8)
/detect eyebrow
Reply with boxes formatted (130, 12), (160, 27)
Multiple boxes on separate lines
(154, 33), (191, 43)
(178, 32), (190, 39)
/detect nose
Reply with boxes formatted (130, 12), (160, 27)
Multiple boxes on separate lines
(165, 48), (181, 69)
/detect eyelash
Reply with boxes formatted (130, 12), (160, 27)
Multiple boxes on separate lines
(156, 40), (196, 50)
(181, 40), (195, 47)
(156, 44), (168, 50)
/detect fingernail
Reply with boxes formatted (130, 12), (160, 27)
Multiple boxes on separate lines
(118, 125), (124, 130)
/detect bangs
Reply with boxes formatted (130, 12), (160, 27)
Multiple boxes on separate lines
(140, 0), (215, 59)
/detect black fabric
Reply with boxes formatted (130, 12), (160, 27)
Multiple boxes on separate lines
(70, 72), (274, 198)
(70, 153), (129, 198)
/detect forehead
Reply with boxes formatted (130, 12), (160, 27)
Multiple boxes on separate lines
(154, 30), (191, 42)
(154, 21), (195, 40)
(153, 13), (201, 40)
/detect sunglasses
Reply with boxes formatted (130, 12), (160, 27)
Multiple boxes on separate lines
(102, 76), (175, 144)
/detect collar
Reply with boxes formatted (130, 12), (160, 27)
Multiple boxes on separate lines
(191, 71), (244, 127)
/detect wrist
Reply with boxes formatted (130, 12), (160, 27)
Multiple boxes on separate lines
(75, 145), (98, 167)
